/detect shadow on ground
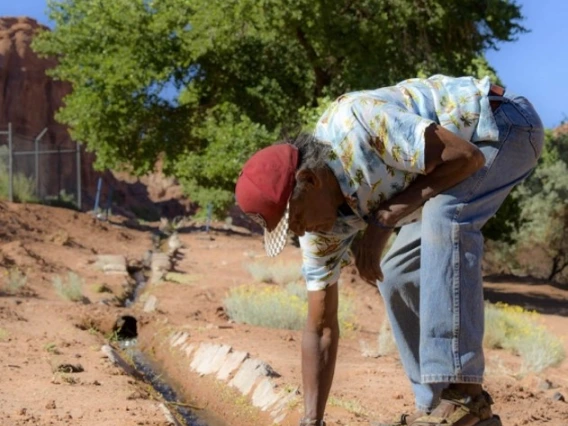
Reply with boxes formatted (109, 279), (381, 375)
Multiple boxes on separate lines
(484, 275), (568, 317)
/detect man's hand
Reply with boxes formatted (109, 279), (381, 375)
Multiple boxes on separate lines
(354, 223), (394, 286)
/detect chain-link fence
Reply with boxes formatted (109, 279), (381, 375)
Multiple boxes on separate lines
(0, 123), (82, 209)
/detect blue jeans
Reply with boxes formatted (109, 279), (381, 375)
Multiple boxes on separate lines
(379, 92), (544, 411)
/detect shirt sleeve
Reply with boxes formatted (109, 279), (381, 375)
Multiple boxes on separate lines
(358, 103), (434, 175)
(299, 231), (356, 291)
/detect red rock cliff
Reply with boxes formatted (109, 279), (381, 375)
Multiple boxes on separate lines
(0, 17), (197, 218)
(0, 17), (71, 144)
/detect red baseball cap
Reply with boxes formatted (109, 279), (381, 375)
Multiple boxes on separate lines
(235, 144), (299, 257)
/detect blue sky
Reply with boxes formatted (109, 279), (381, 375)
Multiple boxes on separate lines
(2, 0), (566, 129)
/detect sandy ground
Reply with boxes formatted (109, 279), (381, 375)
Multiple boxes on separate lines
(1, 201), (568, 426)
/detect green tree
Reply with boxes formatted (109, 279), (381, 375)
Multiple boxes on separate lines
(34, 0), (526, 214)
(486, 129), (568, 283)
(512, 130), (568, 282)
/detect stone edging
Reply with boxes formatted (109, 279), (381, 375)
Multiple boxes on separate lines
(168, 330), (299, 424)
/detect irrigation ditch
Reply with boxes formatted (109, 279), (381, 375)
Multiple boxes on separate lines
(102, 241), (218, 426)
(95, 230), (296, 426)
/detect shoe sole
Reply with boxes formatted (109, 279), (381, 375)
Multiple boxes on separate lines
(373, 415), (503, 426)
(478, 416), (502, 426)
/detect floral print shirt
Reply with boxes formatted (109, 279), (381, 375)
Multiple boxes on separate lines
(300, 74), (500, 291)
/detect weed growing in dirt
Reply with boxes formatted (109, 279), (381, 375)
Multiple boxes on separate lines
(224, 283), (355, 332)
(2, 268), (27, 295)
(43, 190), (78, 211)
(484, 302), (566, 373)
(165, 272), (200, 285)
(244, 261), (303, 285)
(328, 396), (369, 417)
(44, 342), (61, 355)
(93, 283), (112, 293)
(0, 328), (8, 341)
(52, 272), (84, 302)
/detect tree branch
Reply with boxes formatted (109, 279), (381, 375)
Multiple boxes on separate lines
(295, 27), (331, 103)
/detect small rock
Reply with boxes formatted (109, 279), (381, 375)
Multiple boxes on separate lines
(539, 379), (553, 390)
(552, 392), (565, 402)
(18, 408), (27, 416)
(143, 295), (158, 313)
(54, 363), (84, 373)
(45, 400), (56, 410)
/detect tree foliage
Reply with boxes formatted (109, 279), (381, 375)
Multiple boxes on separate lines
(33, 0), (526, 213)
(485, 129), (568, 283)
(513, 130), (568, 282)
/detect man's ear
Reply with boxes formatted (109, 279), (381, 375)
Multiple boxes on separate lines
(296, 169), (322, 189)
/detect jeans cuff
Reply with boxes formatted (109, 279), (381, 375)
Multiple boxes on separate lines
(421, 374), (484, 384)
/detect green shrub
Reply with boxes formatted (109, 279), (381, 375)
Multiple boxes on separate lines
(2, 269), (27, 295)
(43, 190), (78, 211)
(224, 282), (355, 333)
(53, 272), (84, 302)
(0, 149), (38, 203)
(484, 302), (565, 373)
(244, 261), (303, 285)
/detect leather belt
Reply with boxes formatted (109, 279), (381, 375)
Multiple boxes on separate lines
(489, 83), (505, 112)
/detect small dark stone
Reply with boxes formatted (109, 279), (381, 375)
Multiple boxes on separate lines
(552, 392), (565, 402)
(55, 363), (84, 373)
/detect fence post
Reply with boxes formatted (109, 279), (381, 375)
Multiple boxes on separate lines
(8, 122), (13, 202)
(94, 177), (102, 213)
(76, 142), (82, 210)
(57, 145), (62, 199)
(34, 128), (48, 199)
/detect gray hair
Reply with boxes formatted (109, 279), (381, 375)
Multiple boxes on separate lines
(279, 133), (332, 197)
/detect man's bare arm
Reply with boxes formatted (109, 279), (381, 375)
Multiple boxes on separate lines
(301, 284), (339, 422)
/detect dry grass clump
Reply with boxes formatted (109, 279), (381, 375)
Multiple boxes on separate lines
(360, 318), (397, 358)
(244, 261), (303, 285)
(224, 282), (355, 333)
(484, 302), (565, 373)
(328, 396), (369, 417)
(53, 272), (84, 302)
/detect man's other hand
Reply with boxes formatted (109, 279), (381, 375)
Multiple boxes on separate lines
(354, 224), (394, 286)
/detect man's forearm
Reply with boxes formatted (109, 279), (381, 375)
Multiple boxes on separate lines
(377, 125), (485, 226)
(377, 154), (483, 226)
(301, 321), (339, 421)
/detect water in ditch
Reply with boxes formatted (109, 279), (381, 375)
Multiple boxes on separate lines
(119, 339), (207, 426)
(115, 267), (213, 426)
